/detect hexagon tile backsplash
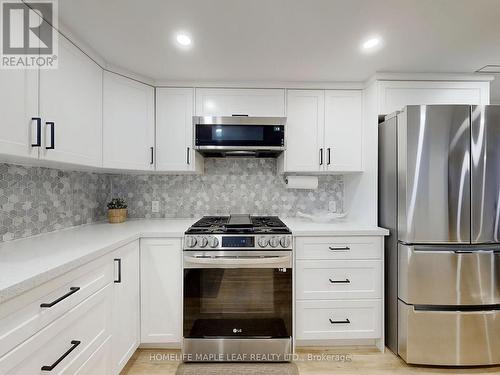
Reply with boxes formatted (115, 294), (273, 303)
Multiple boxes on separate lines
(0, 163), (110, 242)
(0, 159), (343, 243)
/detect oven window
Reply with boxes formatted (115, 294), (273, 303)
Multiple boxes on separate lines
(212, 126), (264, 141)
(183, 268), (292, 338)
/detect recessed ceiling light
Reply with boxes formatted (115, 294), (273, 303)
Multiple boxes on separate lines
(175, 33), (192, 47)
(361, 36), (382, 52)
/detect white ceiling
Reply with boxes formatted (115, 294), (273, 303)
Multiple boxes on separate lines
(58, 0), (500, 83)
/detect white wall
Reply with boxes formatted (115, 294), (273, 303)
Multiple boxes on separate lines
(490, 75), (500, 104)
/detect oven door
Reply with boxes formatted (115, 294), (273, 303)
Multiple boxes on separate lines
(183, 251), (292, 340)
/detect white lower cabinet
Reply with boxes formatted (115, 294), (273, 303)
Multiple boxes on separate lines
(111, 240), (140, 374)
(0, 284), (112, 374)
(140, 238), (182, 344)
(296, 300), (382, 340)
(295, 236), (384, 346)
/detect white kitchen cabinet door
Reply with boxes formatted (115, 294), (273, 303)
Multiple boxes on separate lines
(0, 67), (39, 161)
(39, 34), (102, 167)
(111, 241), (139, 375)
(283, 90), (324, 172)
(156, 88), (203, 172)
(0, 2), (39, 162)
(324, 90), (363, 172)
(377, 80), (490, 115)
(140, 238), (182, 344)
(195, 88), (285, 117)
(103, 71), (154, 171)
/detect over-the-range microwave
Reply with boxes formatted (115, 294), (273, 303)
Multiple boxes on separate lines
(193, 115), (286, 157)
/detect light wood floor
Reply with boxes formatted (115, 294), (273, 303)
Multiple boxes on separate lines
(121, 347), (500, 375)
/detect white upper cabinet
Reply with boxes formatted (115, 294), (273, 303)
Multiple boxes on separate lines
(103, 71), (154, 171)
(39, 35), (103, 167)
(0, 3), (40, 162)
(156, 88), (203, 172)
(377, 80), (490, 115)
(282, 90), (324, 172)
(195, 88), (285, 117)
(324, 90), (363, 172)
(0, 66), (39, 161)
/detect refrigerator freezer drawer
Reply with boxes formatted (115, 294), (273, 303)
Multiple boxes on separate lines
(398, 301), (500, 366)
(399, 244), (500, 305)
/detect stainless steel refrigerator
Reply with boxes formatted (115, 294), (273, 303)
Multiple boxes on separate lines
(379, 105), (500, 366)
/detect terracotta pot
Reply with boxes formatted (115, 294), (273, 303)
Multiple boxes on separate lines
(108, 208), (127, 224)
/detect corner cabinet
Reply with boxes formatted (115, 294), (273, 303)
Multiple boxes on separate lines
(39, 35), (103, 167)
(156, 88), (203, 173)
(279, 89), (363, 173)
(140, 238), (182, 345)
(103, 71), (155, 171)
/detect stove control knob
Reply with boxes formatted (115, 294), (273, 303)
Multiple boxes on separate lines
(258, 236), (269, 248)
(280, 236), (291, 248)
(208, 236), (219, 248)
(185, 236), (197, 248)
(269, 236), (279, 248)
(198, 236), (208, 248)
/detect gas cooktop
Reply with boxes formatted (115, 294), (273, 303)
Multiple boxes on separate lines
(185, 214), (291, 235)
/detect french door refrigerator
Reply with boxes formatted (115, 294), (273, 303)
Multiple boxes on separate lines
(379, 105), (500, 366)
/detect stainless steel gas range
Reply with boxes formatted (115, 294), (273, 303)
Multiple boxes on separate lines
(182, 214), (293, 362)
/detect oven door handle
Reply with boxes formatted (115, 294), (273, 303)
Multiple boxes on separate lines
(184, 255), (292, 268)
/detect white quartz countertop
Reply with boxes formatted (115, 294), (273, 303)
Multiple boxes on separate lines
(0, 218), (388, 304)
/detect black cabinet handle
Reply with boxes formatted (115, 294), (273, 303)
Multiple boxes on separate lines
(329, 246), (350, 251)
(40, 287), (80, 308)
(31, 117), (42, 147)
(41, 340), (81, 371)
(329, 278), (350, 284)
(319, 148), (323, 165)
(327, 148), (331, 165)
(231, 114), (249, 117)
(114, 258), (122, 283)
(186, 147), (190, 165)
(45, 122), (55, 149)
(329, 318), (350, 324)
(150, 147), (154, 165)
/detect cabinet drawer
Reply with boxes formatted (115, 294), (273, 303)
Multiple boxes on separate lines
(296, 300), (382, 340)
(0, 257), (113, 357)
(0, 284), (111, 374)
(296, 236), (381, 260)
(296, 260), (382, 300)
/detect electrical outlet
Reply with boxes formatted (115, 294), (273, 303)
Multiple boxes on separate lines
(152, 200), (160, 213)
(328, 200), (337, 212)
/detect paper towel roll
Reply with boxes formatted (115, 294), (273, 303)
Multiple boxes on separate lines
(285, 176), (318, 190)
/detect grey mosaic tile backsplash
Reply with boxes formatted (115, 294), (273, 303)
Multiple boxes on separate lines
(0, 159), (343, 243)
(0, 164), (110, 242)
(109, 158), (343, 219)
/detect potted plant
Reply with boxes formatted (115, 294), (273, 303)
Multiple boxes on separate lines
(107, 198), (128, 224)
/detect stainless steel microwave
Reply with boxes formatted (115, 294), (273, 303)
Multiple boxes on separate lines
(193, 116), (286, 157)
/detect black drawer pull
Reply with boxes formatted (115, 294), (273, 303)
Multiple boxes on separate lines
(319, 148), (323, 165)
(40, 287), (80, 308)
(327, 148), (331, 165)
(329, 318), (350, 324)
(328, 246), (350, 251)
(41, 340), (81, 371)
(150, 146), (154, 165)
(45, 121), (55, 149)
(31, 117), (42, 147)
(186, 147), (190, 165)
(114, 258), (122, 283)
(329, 278), (350, 284)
